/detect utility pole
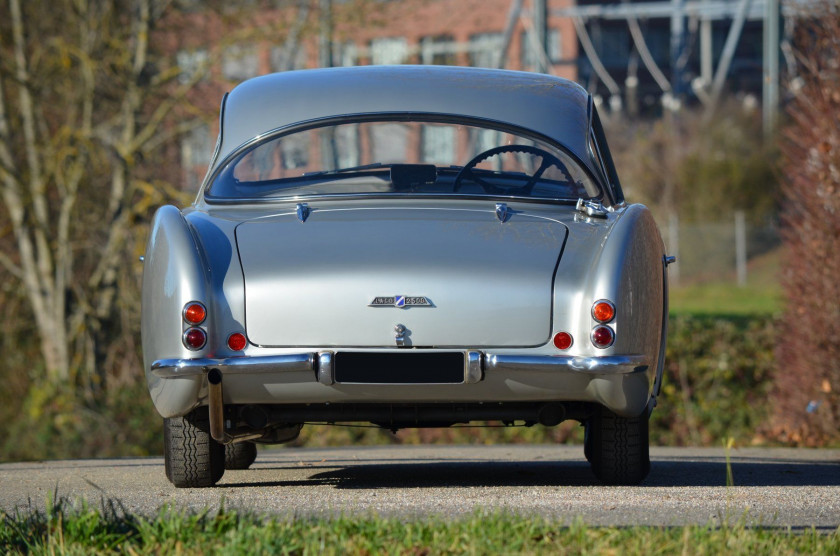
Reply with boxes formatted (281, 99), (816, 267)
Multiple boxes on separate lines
(497, 0), (524, 69)
(700, 0), (713, 86)
(319, 0), (336, 169)
(670, 0), (685, 96)
(318, 0), (333, 69)
(763, 0), (780, 136)
(533, 0), (549, 73)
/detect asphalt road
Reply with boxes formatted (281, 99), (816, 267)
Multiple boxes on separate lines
(1, 445), (838, 528)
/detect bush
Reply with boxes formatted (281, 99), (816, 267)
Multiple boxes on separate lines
(605, 101), (778, 226)
(0, 315), (785, 461)
(653, 315), (776, 446)
(772, 6), (840, 445)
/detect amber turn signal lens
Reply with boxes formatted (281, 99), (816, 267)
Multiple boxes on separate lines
(553, 332), (573, 350)
(183, 302), (206, 324)
(592, 300), (615, 323)
(183, 327), (207, 350)
(591, 325), (615, 348)
(227, 332), (247, 351)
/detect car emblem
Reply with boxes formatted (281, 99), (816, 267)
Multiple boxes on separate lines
(369, 296), (432, 308)
(394, 324), (407, 347)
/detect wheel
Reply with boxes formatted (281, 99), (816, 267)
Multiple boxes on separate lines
(586, 405), (650, 485)
(163, 407), (225, 488)
(225, 441), (257, 470)
(583, 421), (592, 463)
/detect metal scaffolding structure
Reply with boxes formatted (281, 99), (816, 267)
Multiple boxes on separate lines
(550, 0), (814, 132)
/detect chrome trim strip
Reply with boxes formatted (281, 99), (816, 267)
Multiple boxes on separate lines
(151, 353), (316, 377)
(152, 352), (647, 378)
(487, 354), (648, 374)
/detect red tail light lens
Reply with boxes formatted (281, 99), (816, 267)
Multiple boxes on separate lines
(592, 300), (615, 323)
(227, 332), (247, 351)
(591, 325), (615, 348)
(553, 332), (573, 350)
(183, 302), (206, 324)
(183, 327), (207, 350)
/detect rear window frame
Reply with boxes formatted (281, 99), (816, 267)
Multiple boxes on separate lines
(202, 112), (606, 205)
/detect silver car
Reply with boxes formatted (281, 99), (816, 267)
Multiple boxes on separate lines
(142, 65), (671, 487)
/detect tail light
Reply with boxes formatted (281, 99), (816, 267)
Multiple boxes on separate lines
(227, 332), (247, 351)
(592, 300), (615, 323)
(183, 302), (207, 324)
(553, 332), (573, 350)
(183, 327), (207, 350)
(591, 325), (615, 348)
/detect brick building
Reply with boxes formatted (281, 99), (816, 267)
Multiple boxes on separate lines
(169, 0), (578, 189)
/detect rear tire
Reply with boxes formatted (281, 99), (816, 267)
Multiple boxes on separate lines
(224, 441), (257, 470)
(587, 405), (650, 485)
(163, 407), (225, 488)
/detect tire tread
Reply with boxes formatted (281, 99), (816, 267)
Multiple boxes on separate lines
(224, 442), (257, 470)
(588, 405), (650, 485)
(163, 407), (224, 488)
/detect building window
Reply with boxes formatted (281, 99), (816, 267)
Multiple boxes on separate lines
(333, 41), (359, 67)
(521, 28), (562, 71)
(281, 135), (309, 169)
(592, 23), (629, 71)
(549, 29), (562, 62)
(370, 123), (409, 162)
(222, 44), (259, 82)
(420, 35), (457, 65)
(181, 124), (212, 190)
(468, 33), (504, 68)
(176, 49), (209, 84)
(421, 125), (456, 165)
(334, 124), (360, 168)
(270, 44), (308, 72)
(370, 37), (408, 65)
(468, 128), (503, 170)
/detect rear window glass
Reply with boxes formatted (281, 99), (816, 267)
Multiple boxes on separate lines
(206, 118), (600, 201)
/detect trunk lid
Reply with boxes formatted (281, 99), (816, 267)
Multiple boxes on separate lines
(236, 205), (567, 347)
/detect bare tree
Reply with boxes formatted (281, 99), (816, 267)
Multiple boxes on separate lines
(0, 0), (207, 387)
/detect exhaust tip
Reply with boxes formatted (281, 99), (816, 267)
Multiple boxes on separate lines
(207, 368), (222, 385)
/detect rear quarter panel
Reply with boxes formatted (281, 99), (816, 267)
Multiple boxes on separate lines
(551, 204), (665, 415)
(141, 206), (246, 417)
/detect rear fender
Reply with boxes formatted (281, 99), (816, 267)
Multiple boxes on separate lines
(141, 205), (210, 417)
(553, 204), (665, 416)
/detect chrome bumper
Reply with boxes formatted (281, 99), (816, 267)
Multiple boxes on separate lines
(151, 352), (649, 383)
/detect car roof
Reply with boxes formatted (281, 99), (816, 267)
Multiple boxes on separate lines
(214, 65), (594, 176)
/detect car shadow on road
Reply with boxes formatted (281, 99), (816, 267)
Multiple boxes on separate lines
(226, 457), (840, 489)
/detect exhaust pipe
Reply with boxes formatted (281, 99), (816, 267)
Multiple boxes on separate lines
(206, 368), (265, 445)
(206, 368), (229, 444)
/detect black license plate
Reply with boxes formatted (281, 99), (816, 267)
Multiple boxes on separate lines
(334, 352), (464, 384)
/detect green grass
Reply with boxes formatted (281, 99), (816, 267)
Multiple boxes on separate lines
(2, 501), (838, 555)
(669, 249), (782, 317)
(669, 282), (781, 317)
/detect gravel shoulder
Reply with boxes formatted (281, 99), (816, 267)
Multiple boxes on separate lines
(1, 445), (838, 528)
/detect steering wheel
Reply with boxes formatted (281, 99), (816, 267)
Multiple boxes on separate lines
(453, 144), (570, 195)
